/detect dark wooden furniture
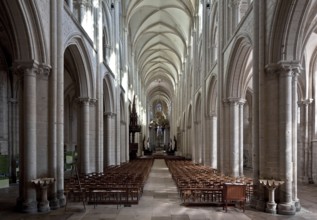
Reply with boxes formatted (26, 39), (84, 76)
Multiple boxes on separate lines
(222, 183), (247, 212)
(129, 95), (141, 160)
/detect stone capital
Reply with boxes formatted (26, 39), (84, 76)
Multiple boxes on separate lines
(12, 60), (51, 79)
(298, 99), (313, 107)
(229, 0), (241, 8)
(265, 61), (302, 77)
(13, 60), (40, 77)
(206, 115), (215, 120)
(40, 64), (51, 73)
(194, 120), (201, 125)
(208, 111), (217, 118)
(8, 98), (18, 104)
(89, 98), (97, 106)
(104, 112), (116, 118)
(76, 97), (96, 105)
(226, 97), (246, 105)
(38, 63), (51, 79)
(76, 97), (90, 104)
(75, 0), (89, 6)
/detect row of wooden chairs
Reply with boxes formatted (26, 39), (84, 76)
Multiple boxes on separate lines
(64, 158), (154, 208)
(165, 159), (253, 206)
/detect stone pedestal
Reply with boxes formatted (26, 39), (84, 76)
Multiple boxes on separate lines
(32, 178), (55, 212)
(259, 179), (284, 214)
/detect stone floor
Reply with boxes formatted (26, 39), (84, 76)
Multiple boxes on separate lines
(1, 159), (317, 220)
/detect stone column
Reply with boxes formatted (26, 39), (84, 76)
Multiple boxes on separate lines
(253, 0), (264, 210)
(186, 126), (191, 158)
(8, 98), (18, 183)
(0, 70), (8, 155)
(221, 99), (230, 174)
(277, 63), (298, 215)
(78, 0), (86, 26)
(48, 0), (59, 210)
(298, 99), (312, 182)
(292, 73), (300, 212)
(104, 112), (116, 165)
(205, 116), (212, 166)
(194, 121), (201, 163)
(181, 129), (185, 154)
(292, 73), (301, 211)
(66, 0), (73, 12)
(312, 140), (317, 184)
(239, 101), (244, 176)
(15, 61), (39, 213)
(227, 97), (245, 177)
(229, 0), (241, 33)
(56, 0), (65, 207)
(77, 98), (90, 174)
(210, 114), (217, 169)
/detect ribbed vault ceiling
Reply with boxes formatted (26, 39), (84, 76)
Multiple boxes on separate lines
(126, 0), (195, 106)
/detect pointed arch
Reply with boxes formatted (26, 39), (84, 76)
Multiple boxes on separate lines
(64, 35), (95, 98)
(194, 92), (202, 123)
(102, 1), (113, 62)
(103, 74), (115, 113)
(0, 0), (47, 63)
(187, 104), (192, 129)
(206, 74), (218, 116)
(268, 0), (312, 62)
(225, 34), (253, 98)
(120, 92), (126, 122)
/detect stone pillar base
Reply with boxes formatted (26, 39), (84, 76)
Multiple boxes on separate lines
(22, 200), (38, 213)
(265, 202), (277, 214)
(294, 199), (301, 212)
(57, 190), (66, 207)
(38, 200), (50, 213)
(49, 198), (60, 210)
(256, 199), (266, 211)
(250, 197), (258, 209)
(277, 202), (296, 215)
(16, 196), (23, 211)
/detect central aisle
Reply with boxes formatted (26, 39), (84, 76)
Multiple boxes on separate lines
(143, 159), (179, 199)
(126, 159), (250, 220)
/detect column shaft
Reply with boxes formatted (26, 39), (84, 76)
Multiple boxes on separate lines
(252, 0), (261, 209)
(205, 118), (212, 166)
(56, 0), (65, 206)
(211, 115), (217, 169)
(22, 65), (38, 213)
(231, 0), (241, 31)
(67, 0), (73, 12)
(239, 102), (244, 176)
(80, 99), (90, 173)
(229, 99), (239, 177)
(299, 102), (310, 181)
(79, 3), (85, 26)
(48, 0), (59, 209)
(222, 100), (230, 174)
(277, 64), (296, 215)
(105, 114), (116, 165)
(279, 70), (292, 203)
(292, 74), (300, 211)
(8, 99), (18, 183)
